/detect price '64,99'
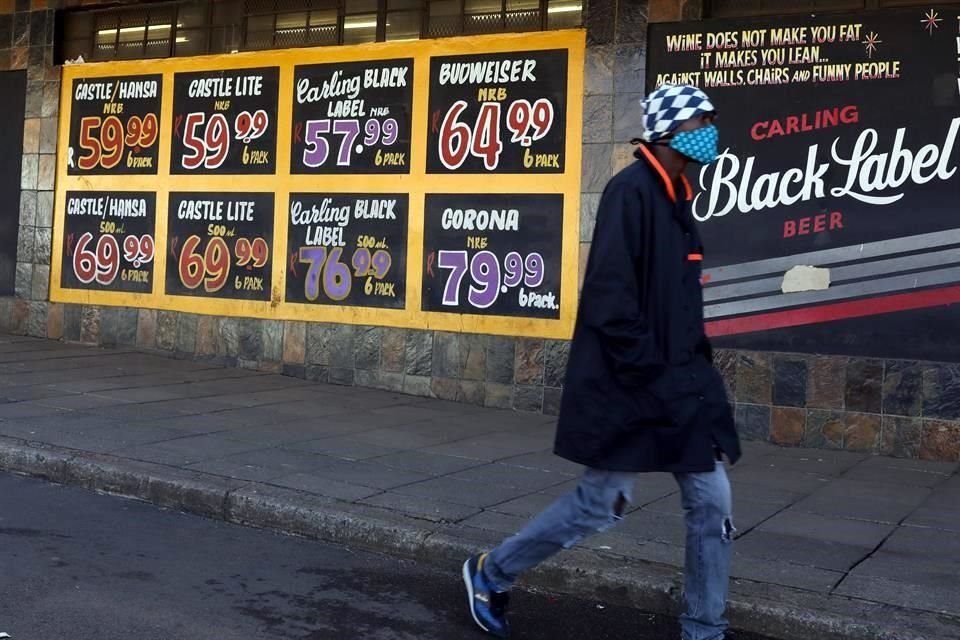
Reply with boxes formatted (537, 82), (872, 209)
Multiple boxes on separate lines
(438, 250), (544, 309)
(438, 98), (555, 171)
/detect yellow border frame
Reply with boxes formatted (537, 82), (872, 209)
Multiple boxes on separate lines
(51, 29), (585, 340)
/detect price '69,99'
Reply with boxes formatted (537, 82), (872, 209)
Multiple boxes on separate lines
(177, 235), (269, 293)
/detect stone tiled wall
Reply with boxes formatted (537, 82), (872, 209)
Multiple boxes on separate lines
(2, 0), (960, 462)
(714, 351), (960, 462)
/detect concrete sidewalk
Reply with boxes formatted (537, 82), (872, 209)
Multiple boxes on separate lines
(0, 334), (957, 640)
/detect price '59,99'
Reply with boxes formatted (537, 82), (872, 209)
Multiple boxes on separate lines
(180, 110), (270, 171)
(77, 114), (159, 171)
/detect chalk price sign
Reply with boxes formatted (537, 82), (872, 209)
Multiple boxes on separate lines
(67, 75), (162, 175)
(170, 68), (280, 174)
(166, 193), (274, 300)
(291, 59), (414, 174)
(422, 194), (563, 318)
(286, 194), (408, 308)
(60, 191), (156, 293)
(427, 50), (568, 173)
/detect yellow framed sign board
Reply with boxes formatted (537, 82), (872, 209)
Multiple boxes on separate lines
(51, 30), (585, 340)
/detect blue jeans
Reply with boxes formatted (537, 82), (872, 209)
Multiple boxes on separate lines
(483, 463), (734, 640)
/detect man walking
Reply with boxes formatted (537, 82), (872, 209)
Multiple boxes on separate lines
(463, 84), (741, 640)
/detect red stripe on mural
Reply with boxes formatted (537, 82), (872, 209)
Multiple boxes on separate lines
(706, 285), (960, 337)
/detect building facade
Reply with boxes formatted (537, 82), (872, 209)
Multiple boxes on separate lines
(1, 0), (959, 461)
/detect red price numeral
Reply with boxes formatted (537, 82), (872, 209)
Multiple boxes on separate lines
(438, 101), (504, 171)
(122, 234), (155, 268)
(234, 110), (270, 143)
(72, 232), (120, 286)
(234, 237), (269, 269)
(506, 99), (555, 146)
(77, 114), (159, 171)
(181, 112), (230, 171)
(179, 235), (231, 293)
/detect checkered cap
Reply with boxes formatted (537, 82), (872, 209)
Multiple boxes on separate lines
(639, 84), (716, 143)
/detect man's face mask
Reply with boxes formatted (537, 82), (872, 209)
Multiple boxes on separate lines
(667, 124), (719, 164)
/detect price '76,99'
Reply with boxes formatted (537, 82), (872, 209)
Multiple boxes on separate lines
(438, 250), (544, 309)
(298, 246), (392, 301)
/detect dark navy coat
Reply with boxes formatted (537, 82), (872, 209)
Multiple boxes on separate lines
(554, 145), (741, 473)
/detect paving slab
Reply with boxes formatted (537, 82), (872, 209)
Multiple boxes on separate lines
(1, 334), (959, 640)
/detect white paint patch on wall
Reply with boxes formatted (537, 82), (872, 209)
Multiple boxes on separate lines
(782, 265), (831, 294)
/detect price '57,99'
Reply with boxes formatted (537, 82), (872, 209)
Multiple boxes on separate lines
(439, 99), (554, 171)
(438, 250), (544, 309)
(178, 235), (269, 293)
(180, 110), (269, 170)
(301, 118), (399, 168)
(77, 114), (159, 171)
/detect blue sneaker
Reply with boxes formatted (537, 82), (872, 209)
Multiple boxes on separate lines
(463, 553), (511, 638)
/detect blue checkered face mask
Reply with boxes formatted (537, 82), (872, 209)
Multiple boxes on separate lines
(667, 124), (719, 164)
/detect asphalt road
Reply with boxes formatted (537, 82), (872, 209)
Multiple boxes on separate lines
(0, 472), (770, 640)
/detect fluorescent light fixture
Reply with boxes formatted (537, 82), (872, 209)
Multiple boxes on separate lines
(547, 4), (581, 13)
(97, 23), (174, 36)
(344, 20), (378, 29)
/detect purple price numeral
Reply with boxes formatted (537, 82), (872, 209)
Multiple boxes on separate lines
(371, 250), (391, 279)
(438, 250), (468, 306)
(503, 251), (524, 288)
(468, 251), (501, 309)
(382, 118), (399, 146)
(332, 120), (360, 166)
(352, 247), (371, 276)
(302, 120), (331, 167)
(524, 252), (545, 287)
(299, 246), (328, 301)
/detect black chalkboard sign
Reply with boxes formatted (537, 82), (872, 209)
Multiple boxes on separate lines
(426, 50), (568, 173)
(170, 68), (280, 174)
(291, 59), (414, 174)
(648, 7), (960, 360)
(60, 191), (156, 293)
(421, 193), (563, 318)
(165, 192), (274, 301)
(286, 193), (408, 308)
(67, 75), (162, 175)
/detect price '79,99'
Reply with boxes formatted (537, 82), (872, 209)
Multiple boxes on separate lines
(438, 250), (544, 309)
